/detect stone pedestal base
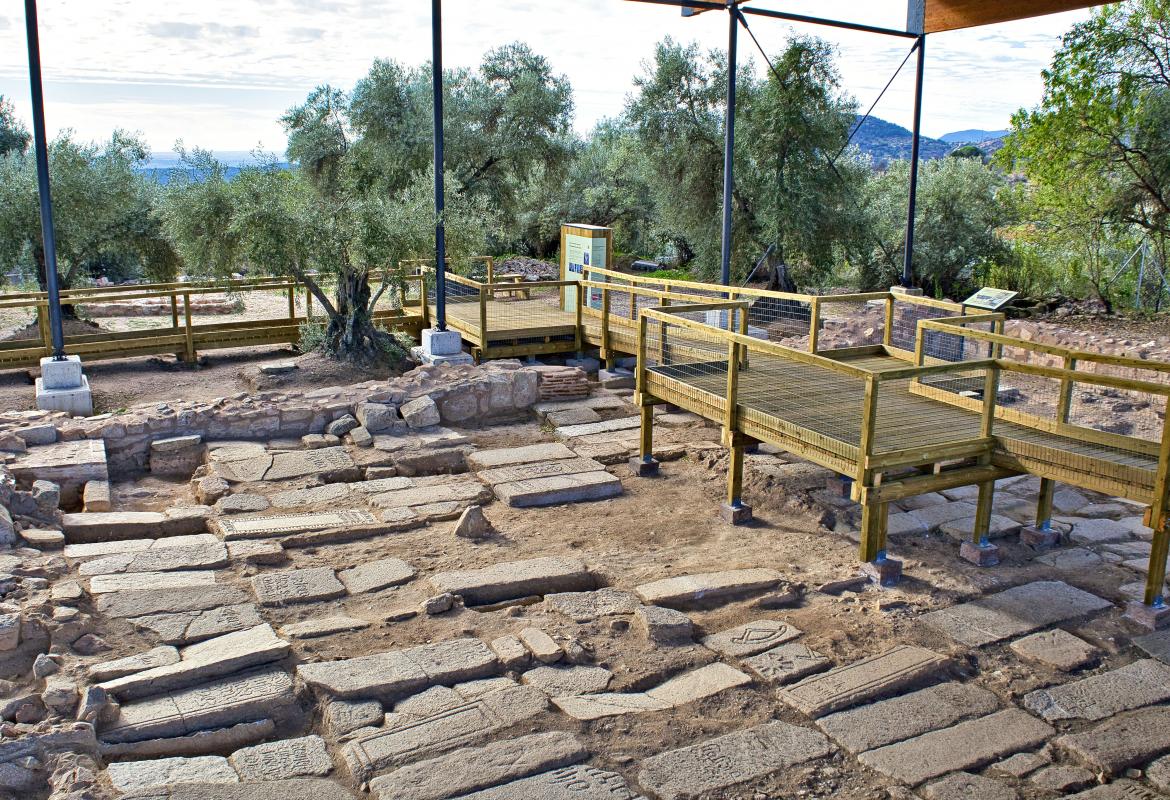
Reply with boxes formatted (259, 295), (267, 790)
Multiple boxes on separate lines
(890, 285), (924, 297)
(1020, 524), (1060, 550)
(40, 355), (83, 389)
(35, 375), (93, 417)
(410, 346), (475, 367)
(1124, 600), (1170, 630)
(422, 327), (464, 356)
(959, 540), (1000, 567)
(629, 456), (659, 477)
(860, 557), (903, 587)
(719, 503), (753, 525)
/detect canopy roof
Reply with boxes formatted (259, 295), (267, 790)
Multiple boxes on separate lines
(917, 0), (1107, 33)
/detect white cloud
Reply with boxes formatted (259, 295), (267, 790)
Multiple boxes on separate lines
(0, 0), (1094, 150)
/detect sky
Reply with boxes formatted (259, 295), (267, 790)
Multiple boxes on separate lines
(0, 0), (1095, 156)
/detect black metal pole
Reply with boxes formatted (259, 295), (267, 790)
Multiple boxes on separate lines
(432, 0), (447, 331)
(24, 0), (65, 360)
(902, 35), (925, 289)
(719, 2), (738, 287)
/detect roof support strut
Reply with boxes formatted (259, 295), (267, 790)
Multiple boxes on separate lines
(903, 35), (926, 288)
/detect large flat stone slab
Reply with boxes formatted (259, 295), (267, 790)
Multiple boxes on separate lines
(80, 542), (229, 576)
(635, 569), (784, 608)
(552, 664), (750, 720)
(856, 709), (1055, 786)
(118, 778), (356, 800)
(265, 447), (358, 483)
(1065, 780), (1168, 799)
(297, 638), (498, 702)
(556, 416), (641, 439)
(778, 645), (948, 718)
(132, 603), (264, 644)
(368, 731), (587, 800)
(338, 558), (415, 594)
(816, 681), (1001, 754)
(637, 721), (832, 800)
(701, 619), (801, 658)
(1058, 705), (1170, 775)
(367, 478), (492, 510)
(477, 457), (606, 486)
(9, 438), (107, 487)
(543, 588), (640, 621)
(466, 443), (577, 470)
(252, 567), (346, 606)
(62, 508), (211, 543)
(106, 755), (239, 793)
(921, 581), (1112, 647)
(90, 646), (181, 682)
(99, 624), (290, 700)
(741, 644), (830, 685)
(282, 616), (371, 640)
(453, 765), (644, 800)
(229, 735), (333, 781)
(98, 585), (252, 619)
(1133, 628), (1170, 664)
(89, 570), (217, 594)
(342, 683), (547, 782)
(521, 665), (612, 696)
(211, 511), (380, 542)
(65, 533), (220, 561)
(429, 557), (595, 606)
(1024, 659), (1170, 722)
(100, 666), (297, 744)
(492, 471), (622, 507)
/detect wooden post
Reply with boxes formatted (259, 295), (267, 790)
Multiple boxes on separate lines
(972, 479), (995, 546)
(574, 282), (584, 354)
(639, 403), (654, 463)
(724, 338), (742, 433)
(305, 285), (313, 322)
(1056, 355), (1076, 423)
(809, 297), (821, 353)
(883, 295), (895, 347)
(657, 297), (670, 366)
(726, 442), (745, 507)
(287, 284), (295, 320)
(478, 285), (488, 359)
(1143, 393), (1170, 606)
(857, 375), (880, 483)
(486, 256), (495, 285)
(859, 503), (884, 562)
(182, 292), (195, 362)
(1035, 477), (1055, 529)
(628, 287), (637, 321)
(913, 323), (926, 366)
(601, 287), (612, 366)
(170, 292), (179, 328)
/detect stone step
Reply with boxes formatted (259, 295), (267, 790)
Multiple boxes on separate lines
(100, 666), (299, 745)
(297, 638), (498, 702)
(922, 580), (1112, 647)
(429, 557), (595, 606)
(368, 731), (587, 800)
(778, 645), (949, 718)
(492, 471), (622, 507)
(99, 624), (291, 700)
(62, 508), (211, 543)
(341, 681), (547, 782)
(815, 681), (1001, 754)
(634, 568), (785, 609)
(637, 721), (832, 800)
(856, 709), (1055, 786)
(1024, 659), (1170, 722)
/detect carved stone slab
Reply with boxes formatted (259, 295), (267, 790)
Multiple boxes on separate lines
(477, 457), (606, 487)
(492, 471), (622, 508)
(778, 645), (948, 718)
(89, 570), (217, 595)
(230, 735), (333, 781)
(212, 510), (379, 542)
(742, 644), (830, 685)
(98, 585), (251, 619)
(264, 447), (356, 482)
(100, 666), (297, 744)
(1023, 659), (1170, 722)
(131, 603), (264, 645)
(452, 765), (645, 800)
(637, 721), (832, 800)
(341, 684), (547, 782)
(635, 569), (784, 608)
(429, 557), (594, 606)
(467, 443), (577, 470)
(701, 619), (802, 658)
(251, 567), (346, 606)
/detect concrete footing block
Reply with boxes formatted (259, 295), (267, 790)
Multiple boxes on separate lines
(959, 540), (1000, 567)
(860, 557), (903, 588)
(719, 503), (753, 525)
(1020, 524), (1061, 550)
(1124, 599), (1170, 631)
(421, 327), (464, 356)
(629, 456), (659, 477)
(35, 375), (93, 417)
(410, 345), (475, 366)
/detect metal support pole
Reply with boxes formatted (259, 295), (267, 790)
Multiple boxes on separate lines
(24, 0), (65, 360)
(719, 2), (738, 288)
(902, 35), (925, 290)
(431, 0), (447, 331)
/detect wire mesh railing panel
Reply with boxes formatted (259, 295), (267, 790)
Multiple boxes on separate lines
(890, 299), (965, 356)
(484, 284), (573, 339)
(873, 371), (990, 455)
(817, 299), (886, 350)
(738, 295), (811, 346)
(1066, 380), (1166, 442)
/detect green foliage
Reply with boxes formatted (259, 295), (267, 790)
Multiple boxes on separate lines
(1000, 0), (1170, 303)
(0, 96), (29, 157)
(0, 130), (179, 290)
(948, 145), (984, 160)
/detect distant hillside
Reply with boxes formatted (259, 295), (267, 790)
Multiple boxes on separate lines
(939, 128), (1009, 144)
(849, 116), (951, 166)
(137, 151), (289, 185)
